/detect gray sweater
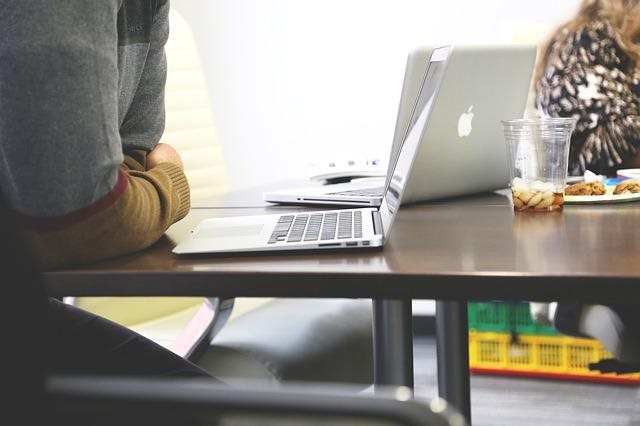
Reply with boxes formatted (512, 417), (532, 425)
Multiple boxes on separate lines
(0, 0), (169, 217)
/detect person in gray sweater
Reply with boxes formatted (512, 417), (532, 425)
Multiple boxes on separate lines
(0, 0), (213, 378)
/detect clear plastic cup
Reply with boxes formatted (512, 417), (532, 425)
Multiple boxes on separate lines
(502, 118), (576, 212)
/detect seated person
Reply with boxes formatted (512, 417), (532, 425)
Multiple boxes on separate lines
(0, 1), (212, 379)
(533, 0), (640, 371)
(535, 0), (640, 177)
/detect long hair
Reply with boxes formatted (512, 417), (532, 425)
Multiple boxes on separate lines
(533, 0), (640, 85)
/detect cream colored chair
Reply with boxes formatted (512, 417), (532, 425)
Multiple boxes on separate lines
(68, 8), (245, 359)
(162, 5), (275, 328)
(71, 9), (374, 385)
(163, 9), (372, 384)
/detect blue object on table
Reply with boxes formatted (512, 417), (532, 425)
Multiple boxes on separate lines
(603, 177), (629, 186)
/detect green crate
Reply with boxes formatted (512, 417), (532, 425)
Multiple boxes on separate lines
(468, 302), (558, 335)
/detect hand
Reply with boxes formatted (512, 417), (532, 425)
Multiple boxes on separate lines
(146, 143), (184, 170)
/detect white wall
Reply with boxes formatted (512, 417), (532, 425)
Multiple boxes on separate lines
(174, 0), (580, 191)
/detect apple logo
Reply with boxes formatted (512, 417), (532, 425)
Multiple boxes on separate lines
(457, 105), (474, 138)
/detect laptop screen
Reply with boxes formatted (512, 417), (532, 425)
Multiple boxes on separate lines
(378, 46), (450, 236)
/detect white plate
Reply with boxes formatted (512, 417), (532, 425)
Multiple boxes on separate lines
(564, 190), (640, 204)
(616, 168), (640, 179)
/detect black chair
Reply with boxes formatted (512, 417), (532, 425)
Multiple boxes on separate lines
(1, 193), (465, 426)
(47, 375), (464, 426)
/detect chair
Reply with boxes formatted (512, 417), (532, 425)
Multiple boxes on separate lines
(66, 7), (374, 385)
(0, 193), (464, 426)
(47, 376), (465, 426)
(63, 5), (230, 361)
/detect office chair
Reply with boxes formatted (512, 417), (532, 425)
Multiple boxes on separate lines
(0, 193), (464, 426)
(46, 375), (466, 426)
(68, 7), (374, 386)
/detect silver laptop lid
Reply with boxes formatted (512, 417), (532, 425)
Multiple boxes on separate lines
(379, 45), (451, 237)
(385, 46), (435, 181)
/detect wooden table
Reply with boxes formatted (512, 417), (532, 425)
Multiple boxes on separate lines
(43, 187), (640, 424)
(46, 189), (640, 301)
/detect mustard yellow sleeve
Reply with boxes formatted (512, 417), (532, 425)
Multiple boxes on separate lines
(122, 150), (149, 172)
(24, 162), (190, 270)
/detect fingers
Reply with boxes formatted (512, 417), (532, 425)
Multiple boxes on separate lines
(147, 143), (184, 170)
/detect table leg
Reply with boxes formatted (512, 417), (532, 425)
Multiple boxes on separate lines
(372, 299), (414, 390)
(436, 300), (471, 423)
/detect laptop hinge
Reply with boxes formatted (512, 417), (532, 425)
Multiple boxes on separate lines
(372, 211), (383, 235)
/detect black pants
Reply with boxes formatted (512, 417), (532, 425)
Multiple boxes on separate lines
(47, 298), (213, 378)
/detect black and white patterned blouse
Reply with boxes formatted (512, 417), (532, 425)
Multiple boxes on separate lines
(536, 19), (640, 176)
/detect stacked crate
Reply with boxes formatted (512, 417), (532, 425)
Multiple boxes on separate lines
(467, 302), (640, 384)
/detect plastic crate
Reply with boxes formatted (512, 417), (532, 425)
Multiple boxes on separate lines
(469, 331), (640, 384)
(468, 302), (557, 335)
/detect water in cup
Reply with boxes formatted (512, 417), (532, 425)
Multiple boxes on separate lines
(510, 177), (563, 211)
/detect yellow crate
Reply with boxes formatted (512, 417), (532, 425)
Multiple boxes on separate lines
(469, 331), (640, 384)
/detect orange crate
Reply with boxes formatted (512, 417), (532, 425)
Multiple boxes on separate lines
(469, 331), (640, 384)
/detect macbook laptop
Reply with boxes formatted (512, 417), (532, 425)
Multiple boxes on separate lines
(262, 44), (537, 207)
(172, 46), (452, 255)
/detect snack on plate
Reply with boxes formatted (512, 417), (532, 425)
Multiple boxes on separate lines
(564, 181), (606, 196)
(613, 179), (640, 194)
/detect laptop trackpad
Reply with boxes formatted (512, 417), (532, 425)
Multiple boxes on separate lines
(197, 224), (264, 239)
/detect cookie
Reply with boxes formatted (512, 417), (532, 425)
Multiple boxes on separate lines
(564, 181), (606, 196)
(613, 179), (640, 194)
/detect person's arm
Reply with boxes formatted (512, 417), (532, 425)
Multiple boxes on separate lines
(535, 21), (640, 176)
(0, 1), (189, 270)
(120, 0), (170, 153)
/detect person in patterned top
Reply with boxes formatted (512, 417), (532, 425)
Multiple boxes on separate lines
(534, 1), (640, 373)
(535, 0), (640, 177)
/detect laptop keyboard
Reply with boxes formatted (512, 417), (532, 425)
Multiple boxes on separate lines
(268, 211), (363, 244)
(327, 186), (384, 197)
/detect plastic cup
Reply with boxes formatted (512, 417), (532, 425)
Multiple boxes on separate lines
(502, 118), (576, 212)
